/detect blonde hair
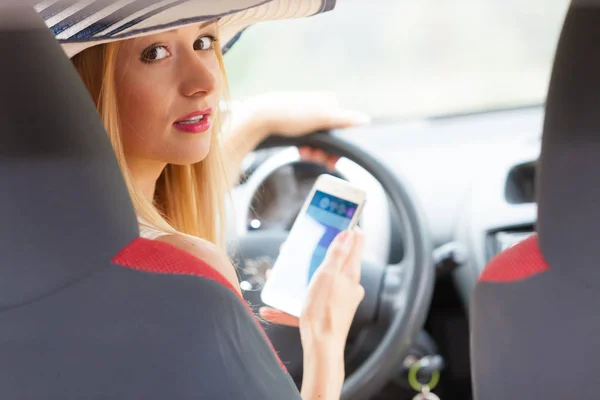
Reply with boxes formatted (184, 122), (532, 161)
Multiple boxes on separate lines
(71, 39), (230, 248)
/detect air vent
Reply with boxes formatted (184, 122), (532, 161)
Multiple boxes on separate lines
(505, 161), (537, 204)
(486, 226), (535, 261)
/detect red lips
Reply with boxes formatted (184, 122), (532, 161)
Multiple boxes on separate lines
(175, 108), (212, 123)
(173, 108), (212, 134)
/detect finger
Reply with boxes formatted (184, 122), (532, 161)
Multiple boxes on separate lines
(266, 269), (271, 280)
(311, 149), (331, 165)
(342, 227), (365, 282)
(298, 146), (312, 159)
(320, 230), (354, 273)
(299, 147), (324, 164)
(300, 147), (338, 170)
(326, 156), (340, 171)
(259, 307), (300, 327)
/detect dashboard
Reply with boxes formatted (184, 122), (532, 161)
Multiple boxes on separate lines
(227, 105), (545, 309)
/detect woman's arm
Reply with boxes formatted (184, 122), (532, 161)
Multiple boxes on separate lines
(300, 347), (345, 400)
(221, 92), (371, 187)
(221, 112), (268, 187)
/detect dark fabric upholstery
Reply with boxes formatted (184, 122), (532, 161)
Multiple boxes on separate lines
(536, 4), (600, 288)
(472, 3), (600, 399)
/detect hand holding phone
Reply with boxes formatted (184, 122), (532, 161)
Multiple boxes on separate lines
(299, 227), (365, 337)
(261, 227), (365, 400)
(260, 174), (366, 317)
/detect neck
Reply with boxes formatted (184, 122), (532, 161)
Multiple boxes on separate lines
(126, 156), (167, 203)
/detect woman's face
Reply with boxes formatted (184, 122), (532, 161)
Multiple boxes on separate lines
(114, 22), (221, 167)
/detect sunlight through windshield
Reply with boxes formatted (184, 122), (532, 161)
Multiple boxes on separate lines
(224, 0), (570, 119)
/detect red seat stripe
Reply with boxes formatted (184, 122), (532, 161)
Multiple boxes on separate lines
(111, 237), (286, 370)
(479, 235), (550, 283)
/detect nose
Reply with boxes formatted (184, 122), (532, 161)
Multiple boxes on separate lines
(178, 48), (218, 98)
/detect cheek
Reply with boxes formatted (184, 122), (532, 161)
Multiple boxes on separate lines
(116, 71), (174, 155)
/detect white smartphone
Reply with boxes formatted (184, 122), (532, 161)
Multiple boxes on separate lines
(260, 174), (367, 317)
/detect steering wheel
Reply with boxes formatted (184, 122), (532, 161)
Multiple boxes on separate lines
(231, 131), (434, 400)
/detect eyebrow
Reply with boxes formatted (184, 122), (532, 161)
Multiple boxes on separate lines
(198, 20), (216, 31)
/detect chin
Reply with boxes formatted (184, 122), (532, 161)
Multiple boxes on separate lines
(168, 127), (213, 164)
(170, 143), (212, 166)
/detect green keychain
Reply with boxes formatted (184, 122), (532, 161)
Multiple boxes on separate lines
(408, 358), (441, 400)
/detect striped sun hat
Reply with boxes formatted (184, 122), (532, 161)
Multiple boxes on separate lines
(36, 0), (336, 58)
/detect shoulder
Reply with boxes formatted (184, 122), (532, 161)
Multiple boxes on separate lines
(154, 234), (241, 295)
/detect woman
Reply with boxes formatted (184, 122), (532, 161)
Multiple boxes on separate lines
(49, 1), (368, 398)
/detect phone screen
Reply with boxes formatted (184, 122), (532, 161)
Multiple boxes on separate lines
(299, 190), (359, 284)
(262, 185), (363, 316)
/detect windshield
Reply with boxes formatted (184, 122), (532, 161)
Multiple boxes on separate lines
(224, 0), (570, 120)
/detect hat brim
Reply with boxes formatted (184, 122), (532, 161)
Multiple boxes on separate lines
(36, 0), (336, 58)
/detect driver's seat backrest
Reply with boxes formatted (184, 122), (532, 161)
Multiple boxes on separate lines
(0, 6), (298, 399)
(471, 2), (600, 399)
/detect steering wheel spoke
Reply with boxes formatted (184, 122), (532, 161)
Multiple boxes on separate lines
(377, 262), (410, 325)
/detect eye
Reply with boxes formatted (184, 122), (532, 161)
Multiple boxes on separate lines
(194, 35), (218, 51)
(141, 45), (170, 63)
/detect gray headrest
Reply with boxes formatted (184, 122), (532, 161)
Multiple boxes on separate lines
(537, 2), (600, 286)
(0, 5), (138, 309)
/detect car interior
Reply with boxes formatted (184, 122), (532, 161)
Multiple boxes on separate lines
(0, 0), (596, 399)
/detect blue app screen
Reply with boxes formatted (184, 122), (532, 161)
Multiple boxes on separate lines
(305, 190), (358, 284)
